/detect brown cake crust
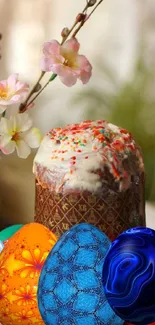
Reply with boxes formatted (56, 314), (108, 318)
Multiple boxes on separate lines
(34, 169), (145, 239)
(34, 120), (145, 239)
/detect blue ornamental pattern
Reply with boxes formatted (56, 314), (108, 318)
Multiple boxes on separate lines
(102, 227), (155, 325)
(38, 223), (124, 325)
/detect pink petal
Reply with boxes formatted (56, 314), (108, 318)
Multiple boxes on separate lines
(15, 81), (29, 93)
(51, 63), (78, 86)
(11, 94), (22, 103)
(50, 64), (70, 77)
(79, 69), (92, 84)
(62, 38), (80, 53)
(11, 84), (29, 102)
(40, 55), (64, 72)
(0, 75), (29, 104)
(77, 55), (92, 84)
(15, 91), (28, 101)
(59, 73), (77, 87)
(56, 63), (79, 76)
(77, 55), (92, 70)
(0, 99), (12, 106)
(7, 73), (19, 89)
(42, 40), (60, 57)
(0, 81), (7, 88)
(0, 100), (14, 105)
(41, 57), (55, 72)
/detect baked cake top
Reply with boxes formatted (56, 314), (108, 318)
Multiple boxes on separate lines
(33, 120), (144, 193)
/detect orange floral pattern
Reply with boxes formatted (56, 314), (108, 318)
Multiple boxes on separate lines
(0, 306), (9, 317)
(12, 284), (37, 306)
(10, 309), (44, 324)
(0, 283), (10, 303)
(11, 309), (33, 321)
(0, 223), (57, 324)
(18, 248), (49, 278)
(0, 251), (8, 276)
(0, 306), (12, 325)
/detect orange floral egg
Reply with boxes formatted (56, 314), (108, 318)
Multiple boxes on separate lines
(0, 222), (57, 325)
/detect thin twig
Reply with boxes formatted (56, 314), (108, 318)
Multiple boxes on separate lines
(25, 81), (50, 108)
(72, 21), (85, 38)
(83, 2), (89, 13)
(19, 71), (45, 112)
(61, 21), (78, 45)
(21, 74), (57, 111)
(87, 0), (104, 20)
(19, 0), (104, 112)
(71, 0), (104, 39)
(19, 3), (89, 112)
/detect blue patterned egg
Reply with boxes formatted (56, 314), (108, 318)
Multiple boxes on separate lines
(102, 227), (155, 325)
(38, 223), (124, 325)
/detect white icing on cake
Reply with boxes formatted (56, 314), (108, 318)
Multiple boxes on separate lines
(33, 120), (144, 193)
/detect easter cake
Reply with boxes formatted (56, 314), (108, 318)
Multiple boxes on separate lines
(33, 120), (145, 239)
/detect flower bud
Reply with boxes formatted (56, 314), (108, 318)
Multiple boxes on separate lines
(76, 13), (87, 23)
(34, 83), (42, 93)
(87, 0), (97, 7)
(61, 27), (70, 38)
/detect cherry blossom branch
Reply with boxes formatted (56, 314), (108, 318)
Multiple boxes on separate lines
(19, 0), (104, 113)
(19, 5), (88, 113)
(24, 74), (57, 109)
(87, 0), (104, 20)
(19, 71), (45, 112)
(72, 0), (104, 38)
(71, 20), (85, 39)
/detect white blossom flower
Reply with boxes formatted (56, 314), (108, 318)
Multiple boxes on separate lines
(0, 113), (42, 158)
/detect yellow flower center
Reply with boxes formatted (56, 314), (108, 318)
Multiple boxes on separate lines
(61, 49), (79, 69)
(64, 59), (69, 66)
(12, 132), (20, 142)
(0, 87), (14, 101)
(0, 90), (8, 100)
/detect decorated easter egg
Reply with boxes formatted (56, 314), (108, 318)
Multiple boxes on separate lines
(0, 240), (4, 253)
(38, 223), (124, 325)
(125, 323), (155, 325)
(0, 222), (57, 325)
(102, 227), (155, 325)
(0, 224), (23, 242)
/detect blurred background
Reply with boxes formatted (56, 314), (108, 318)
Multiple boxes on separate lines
(0, 0), (155, 228)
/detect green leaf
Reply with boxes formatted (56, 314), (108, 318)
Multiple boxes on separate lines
(49, 73), (57, 82)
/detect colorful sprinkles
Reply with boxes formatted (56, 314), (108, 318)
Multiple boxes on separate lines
(35, 120), (144, 192)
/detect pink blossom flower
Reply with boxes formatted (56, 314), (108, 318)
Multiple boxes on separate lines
(0, 74), (29, 114)
(41, 38), (92, 87)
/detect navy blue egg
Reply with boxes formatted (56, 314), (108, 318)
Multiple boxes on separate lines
(38, 223), (124, 325)
(102, 226), (155, 325)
